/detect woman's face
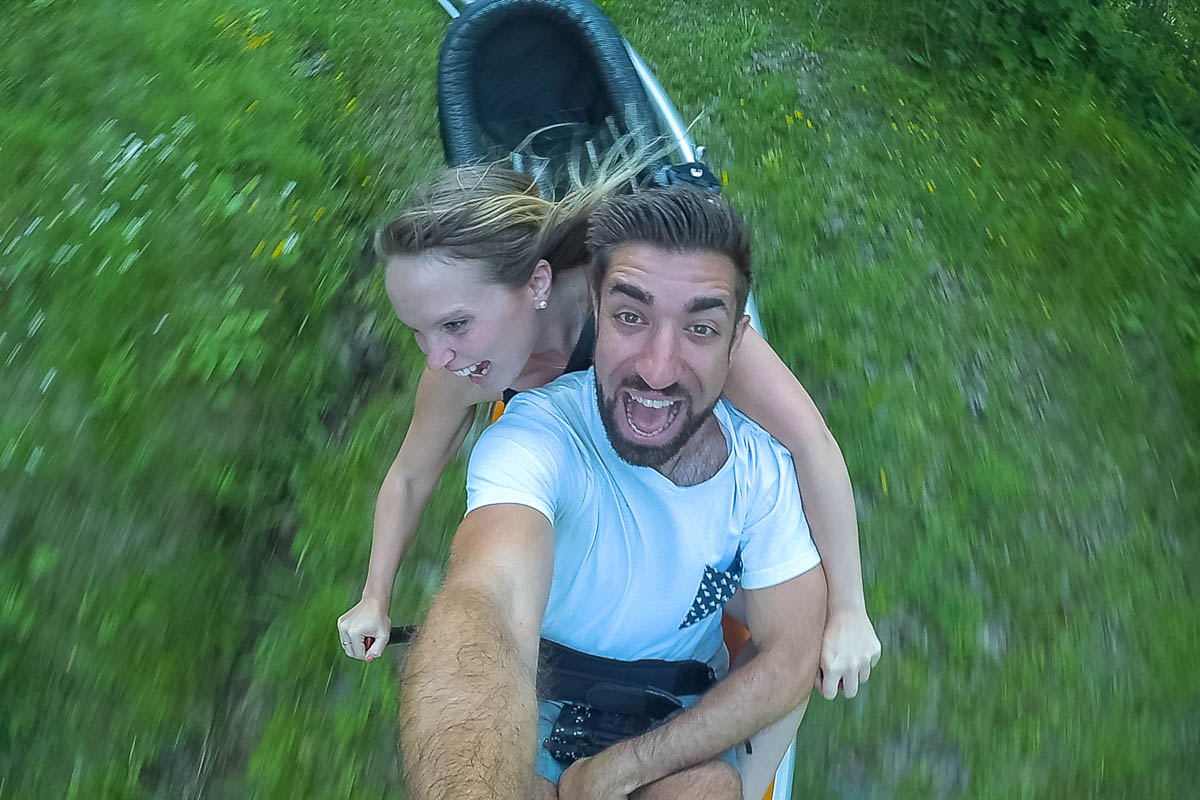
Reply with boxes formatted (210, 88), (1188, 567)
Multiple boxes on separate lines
(385, 251), (546, 394)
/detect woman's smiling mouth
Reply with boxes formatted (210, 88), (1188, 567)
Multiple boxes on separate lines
(451, 360), (491, 379)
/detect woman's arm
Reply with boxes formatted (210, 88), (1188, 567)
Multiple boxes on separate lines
(338, 366), (494, 661)
(724, 326), (881, 699)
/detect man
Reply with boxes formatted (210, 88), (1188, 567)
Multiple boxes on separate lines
(400, 187), (827, 799)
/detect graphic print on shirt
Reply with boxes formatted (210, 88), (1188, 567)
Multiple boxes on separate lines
(678, 546), (744, 629)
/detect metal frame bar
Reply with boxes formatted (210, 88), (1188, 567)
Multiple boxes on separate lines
(770, 740), (797, 800)
(622, 42), (697, 164)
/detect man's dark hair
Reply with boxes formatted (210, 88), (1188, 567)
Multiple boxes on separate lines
(586, 187), (752, 318)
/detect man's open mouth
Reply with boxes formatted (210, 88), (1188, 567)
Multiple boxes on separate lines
(452, 360), (490, 378)
(622, 390), (682, 437)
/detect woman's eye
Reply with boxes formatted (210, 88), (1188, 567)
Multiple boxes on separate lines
(616, 312), (641, 325)
(443, 319), (468, 333)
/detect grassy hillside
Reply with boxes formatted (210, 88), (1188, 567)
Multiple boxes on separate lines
(2, 1), (1197, 797)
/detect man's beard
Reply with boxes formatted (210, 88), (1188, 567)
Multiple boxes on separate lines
(595, 372), (717, 468)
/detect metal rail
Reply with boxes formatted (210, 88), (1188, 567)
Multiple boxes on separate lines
(623, 42), (696, 164)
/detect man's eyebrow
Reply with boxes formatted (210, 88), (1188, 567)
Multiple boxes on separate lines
(685, 296), (728, 314)
(610, 282), (654, 305)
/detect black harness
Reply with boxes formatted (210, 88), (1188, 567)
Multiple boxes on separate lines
(389, 626), (717, 767)
(502, 315), (596, 404)
(537, 638), (717, 766)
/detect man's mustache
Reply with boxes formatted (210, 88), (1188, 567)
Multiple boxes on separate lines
(616, 376), (689, 399)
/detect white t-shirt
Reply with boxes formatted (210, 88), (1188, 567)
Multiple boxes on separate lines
(466, 369), (821, 664)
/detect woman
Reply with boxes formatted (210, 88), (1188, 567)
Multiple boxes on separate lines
(336, 162), (881, 701)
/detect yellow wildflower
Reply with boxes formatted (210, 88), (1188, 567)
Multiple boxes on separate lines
(721, 171), (729, 186)
(881, 469), (889, 494)
(313, 206), (326, 222)
(271, 240), (286, 259)
(926, 181), (935, 193)
(246, 100), (259, 113)
(806, 119), (813, 128)
(245, 32), (272, 50)
(252, 241), (266, 258)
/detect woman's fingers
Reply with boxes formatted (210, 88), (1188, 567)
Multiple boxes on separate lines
(840, 669), (860, 699)
(337, 602), (390, 661)
(364, 630), (389, 662)
(858, 660), (873, 689)
(817, 666), (841, 700)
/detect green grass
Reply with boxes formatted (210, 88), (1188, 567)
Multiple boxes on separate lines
(3, 0), (1198, 797)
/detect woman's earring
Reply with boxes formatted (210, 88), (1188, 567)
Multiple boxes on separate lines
(536, 300), (549, 310)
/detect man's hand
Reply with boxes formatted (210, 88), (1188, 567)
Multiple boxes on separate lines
(816, 608), (881, 699)
(337, 596), (391, 662)
(558, 756), (628, 800)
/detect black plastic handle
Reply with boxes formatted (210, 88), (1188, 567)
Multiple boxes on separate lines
(388, 625), (418, 645)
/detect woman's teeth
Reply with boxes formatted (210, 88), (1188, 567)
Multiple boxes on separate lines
(453, 361), (489, 377)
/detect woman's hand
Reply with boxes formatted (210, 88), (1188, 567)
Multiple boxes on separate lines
(337, 597), (391, 662)
(816, 608), (881, 699)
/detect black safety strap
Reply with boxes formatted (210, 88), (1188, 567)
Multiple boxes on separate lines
(502, 314), (596, 404)
(537, 637), (715, 701)
(388, 626), (716, 702)
(562, 315), (596, 375)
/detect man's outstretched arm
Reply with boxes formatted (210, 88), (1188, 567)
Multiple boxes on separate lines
(562, 565), (827, 797)
(400, 504), (555, 800)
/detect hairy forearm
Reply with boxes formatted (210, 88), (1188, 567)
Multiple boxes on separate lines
(603, 629), (821, 791)
(400, 587), (540, 800)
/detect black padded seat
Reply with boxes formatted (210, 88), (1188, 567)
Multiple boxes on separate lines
(438, 0), (664, 194)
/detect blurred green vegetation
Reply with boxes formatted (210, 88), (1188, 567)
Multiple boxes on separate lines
(2, 0), (1197, 797)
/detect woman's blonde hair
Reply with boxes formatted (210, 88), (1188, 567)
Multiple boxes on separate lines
(375, 135), (663, 288)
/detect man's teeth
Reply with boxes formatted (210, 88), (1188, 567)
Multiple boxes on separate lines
(632, 395), (676, 409)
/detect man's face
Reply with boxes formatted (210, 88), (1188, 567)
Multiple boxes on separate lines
(593, 244), (748, 468)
